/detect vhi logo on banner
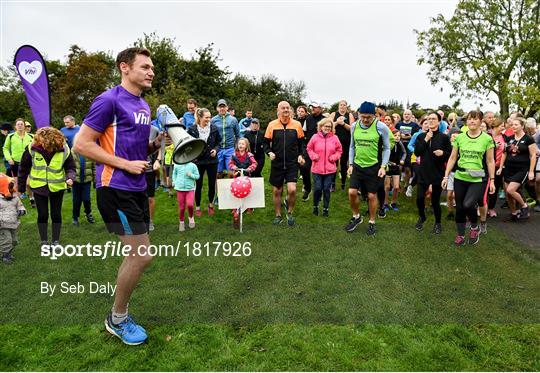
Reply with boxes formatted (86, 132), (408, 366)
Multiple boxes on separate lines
(14, 45), (51, 128)
(17, 60), (43, 84)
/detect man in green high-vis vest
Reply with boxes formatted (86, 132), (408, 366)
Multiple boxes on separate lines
(345, 101), (391, 236)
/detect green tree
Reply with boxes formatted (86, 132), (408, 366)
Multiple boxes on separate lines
(134, 32), (183, 98)
(182, 43), (230, 107)
(416, 0), (540, 117)
(53, 45), (116, 126)
(0, 66), (30, 123)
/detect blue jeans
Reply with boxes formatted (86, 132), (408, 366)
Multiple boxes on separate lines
(313, 173), (334, 209)
(72, 182), (92, 219)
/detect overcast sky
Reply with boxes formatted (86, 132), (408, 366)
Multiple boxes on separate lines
(1, 0), (499, 113)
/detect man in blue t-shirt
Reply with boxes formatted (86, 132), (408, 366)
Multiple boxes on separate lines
(181, 98), (198, 128)
(60, 115), (80, 148)
(239, 110), (253, 136)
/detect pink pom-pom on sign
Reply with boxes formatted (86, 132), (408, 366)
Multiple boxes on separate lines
(230, 176), (252, 199)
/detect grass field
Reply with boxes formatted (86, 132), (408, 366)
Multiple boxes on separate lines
(1, 164), (539, 371)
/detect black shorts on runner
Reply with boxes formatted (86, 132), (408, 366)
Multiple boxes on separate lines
(96, 187), (149, 236)
(387, 165), (401, 176)
(269, 164), (298, 187)
(349, 163), (382, 193)
(145, 172), (156, 198)
(504, 168), (528, 184)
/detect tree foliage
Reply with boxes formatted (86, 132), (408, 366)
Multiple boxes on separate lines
(51, 45), (116, 126)
(0, 35), (307, 126)
(416, 0), (540, 117)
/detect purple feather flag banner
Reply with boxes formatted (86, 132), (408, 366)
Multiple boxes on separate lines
(13, 45), (51, 128)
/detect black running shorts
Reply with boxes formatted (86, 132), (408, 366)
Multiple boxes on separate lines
(96, 187), (149, 236)
(349, 163), (383, 194)
(269, 164), (298, 187)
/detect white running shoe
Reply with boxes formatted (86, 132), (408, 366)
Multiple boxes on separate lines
(405, 185), (413, 197)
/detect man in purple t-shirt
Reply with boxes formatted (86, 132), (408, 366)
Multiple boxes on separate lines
(74, 47), (162, 346)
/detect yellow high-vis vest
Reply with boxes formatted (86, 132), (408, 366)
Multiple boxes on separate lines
(28, 144), (70, 192)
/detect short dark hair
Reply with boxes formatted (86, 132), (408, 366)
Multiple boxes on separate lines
(427, 111), (441, 121)
(187, 98), (198, 106)
(377, 104), (387, 111)
(467, 110), (483, 121)
(116, 47), (151, 71)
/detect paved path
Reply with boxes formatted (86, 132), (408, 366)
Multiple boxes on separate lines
(491, 206), (540, 253)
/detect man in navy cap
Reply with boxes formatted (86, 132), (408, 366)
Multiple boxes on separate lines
(344, 101), (392, 236)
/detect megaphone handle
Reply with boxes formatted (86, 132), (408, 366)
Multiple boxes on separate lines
(160, 135), (166, 169)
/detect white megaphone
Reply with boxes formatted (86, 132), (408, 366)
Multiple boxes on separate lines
(156, 104), (205, 164)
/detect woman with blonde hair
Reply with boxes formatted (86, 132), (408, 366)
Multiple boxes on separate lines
(447, 112), (458, 132)
(306, 117), (343, 216)
(17, 127), (76, 246)
(187, 108), (221, 216)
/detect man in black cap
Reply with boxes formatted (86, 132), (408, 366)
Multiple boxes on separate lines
(244, 118), (265, 177)
(300, 101), (325, 201)
(345, 101), (392, 236)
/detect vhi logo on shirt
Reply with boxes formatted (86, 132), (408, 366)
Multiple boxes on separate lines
(133, 109), (150, 125)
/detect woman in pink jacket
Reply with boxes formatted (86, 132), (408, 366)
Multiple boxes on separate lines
(306, 118), (343, 217)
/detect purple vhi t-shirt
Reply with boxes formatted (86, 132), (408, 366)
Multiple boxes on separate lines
(83, 85), (151, 192)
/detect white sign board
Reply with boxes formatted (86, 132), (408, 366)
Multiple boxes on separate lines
(216, 177), (266, 210)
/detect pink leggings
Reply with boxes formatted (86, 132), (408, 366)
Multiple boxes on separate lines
(176, 190), (195, 222)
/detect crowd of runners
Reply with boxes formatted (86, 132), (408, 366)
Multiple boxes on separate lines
(1, 47), (539, 345)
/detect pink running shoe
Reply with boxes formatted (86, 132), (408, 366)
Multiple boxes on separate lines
(488, 209), (497, 218)
(208, 206), (215, 216)
(468, 227), (480, 245)
(454, 235), (465, 246)
(195, 208), (202, 217)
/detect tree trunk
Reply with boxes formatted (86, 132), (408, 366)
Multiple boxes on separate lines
(497, 92), (509, 118)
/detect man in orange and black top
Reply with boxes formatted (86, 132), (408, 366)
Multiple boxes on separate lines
(264, 101), (305, 226)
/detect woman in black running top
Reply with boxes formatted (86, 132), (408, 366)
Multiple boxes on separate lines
(497, 116), (537, 220)
(413, 112), (451, 234)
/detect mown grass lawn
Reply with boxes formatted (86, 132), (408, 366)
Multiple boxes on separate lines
(1, 163), (539, 371)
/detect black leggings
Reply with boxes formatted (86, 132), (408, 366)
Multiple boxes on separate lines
(454, 178), (486, 235)
(377, 184), (386, 209)
(300, 157), (312, 193)
(409, 163), (418, 187)
(34, 191), (64, 242)
(252, 157), (265, 178)
(195, 163), (217, 207)
(417, 183), (442, 223)
(524, 180), (538, 201)
(487, 173), (503, 209)
(333, 144), (350, 188)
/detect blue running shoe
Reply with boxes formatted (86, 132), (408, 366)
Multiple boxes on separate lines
(20, 193), (27, 200)
(105, 313), (147, 345)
